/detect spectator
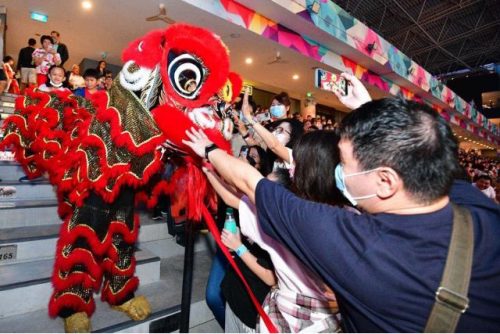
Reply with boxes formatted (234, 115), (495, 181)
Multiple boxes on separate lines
(73, 69), (100, 98)
(38, 65), (70, 93)
(3, 56), (20, 94)
(17, 38), (37, 92)
(473, 175), (497, 203)
(0, 66), (7, 94)
(67, 64), (85, 90)
(240, 90), (303, 171)
(303, 119), (312, 132)
(205, 143), (273, 332)
(182, 73), (500, 332)
(50, 31), (69, 66)
(104, 71), (113, 91)
(270, 91), (291, 120)
(96, 60), (107, 77)
(32, 35), (61, 86)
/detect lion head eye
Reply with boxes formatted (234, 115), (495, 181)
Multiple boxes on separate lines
(167, 51), (206, 99)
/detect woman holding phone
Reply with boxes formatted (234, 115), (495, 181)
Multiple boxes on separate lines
(32, 35), (61, 86)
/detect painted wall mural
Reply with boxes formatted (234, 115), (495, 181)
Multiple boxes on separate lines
(185, 0), (498, 144)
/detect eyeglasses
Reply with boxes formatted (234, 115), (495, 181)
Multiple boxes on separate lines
(274, 127), (291, 135)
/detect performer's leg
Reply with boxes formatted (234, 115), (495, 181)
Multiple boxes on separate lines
(48, 209), (104, 320)
(99, 188), (151, 320)
(48, 199), (109, 333)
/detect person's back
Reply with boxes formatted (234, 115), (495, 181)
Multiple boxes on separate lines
(17, 38), (37, 91)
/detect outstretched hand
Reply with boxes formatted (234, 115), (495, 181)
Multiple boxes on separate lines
(182, 127), (214, 158)
(334, 73), (372, 110)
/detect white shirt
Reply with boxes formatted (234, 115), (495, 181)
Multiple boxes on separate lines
(272, 147), (294, 171)
(473, 183), (497, 200)
(238, 196), (332, 300)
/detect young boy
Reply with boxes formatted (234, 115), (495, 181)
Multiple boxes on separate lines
(74, 68), (100, 98)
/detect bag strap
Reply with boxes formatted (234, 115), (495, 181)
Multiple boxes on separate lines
(424, 204), (474, 333)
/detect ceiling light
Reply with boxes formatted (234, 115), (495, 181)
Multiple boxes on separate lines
(245, 57), (253, 65)
(292, 74), (300, 80)
(82, 1), (92, 10)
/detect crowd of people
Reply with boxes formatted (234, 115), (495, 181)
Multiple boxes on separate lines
(0, 30), (499, 333)
(0, 32), (113, 97)
(184, 73), (500, 333)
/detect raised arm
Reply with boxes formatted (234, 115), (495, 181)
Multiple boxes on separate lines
(334, 72), (372, 110)
(241, 90), (290, 163)
(183, 128), (264, 202)
(203, 166), (241, 209)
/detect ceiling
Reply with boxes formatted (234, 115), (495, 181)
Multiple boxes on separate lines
(0, 0), (390, 112)
(334, 0), (500, 77)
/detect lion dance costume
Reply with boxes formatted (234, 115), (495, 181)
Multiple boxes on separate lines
(0, 24), (242, 332)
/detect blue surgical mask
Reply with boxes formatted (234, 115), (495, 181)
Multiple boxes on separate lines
(335, 164), (378, 206)
(270, 105), (286, 118)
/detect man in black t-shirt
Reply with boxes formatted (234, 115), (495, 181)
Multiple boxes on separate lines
(17, 38), (37, 92)
(183, 73), (500, 332)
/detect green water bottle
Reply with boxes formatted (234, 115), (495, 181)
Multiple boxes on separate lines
(223, 208), (237, 234)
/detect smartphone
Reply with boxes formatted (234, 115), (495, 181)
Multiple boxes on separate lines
(239, 145), (249, 158)
(314, 68), (348, 96)
(255, 112), (271, 123)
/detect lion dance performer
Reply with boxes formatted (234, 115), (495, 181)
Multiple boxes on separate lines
(0, 24), (242, 332)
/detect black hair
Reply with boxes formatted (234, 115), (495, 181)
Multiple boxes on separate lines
(269, 168), (292, 190)
(46, 65), (68, 88)
(28, 38), (36, 46)
(82, 68), (100, 79)
(476, 174), (492, 182)
(249, 145), (272, 177)
(3, 55), (13, 63)
(340, 98), (460, 204)
(268, 118), (304, 149)
(51, 30), (60, 37)
(292, 130), (347, 205)
(272, 91), (291, 107)
(40, 35), (52, 45)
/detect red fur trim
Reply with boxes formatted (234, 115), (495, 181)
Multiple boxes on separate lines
(101, 276), (140, 305)
(102, 257), (137, 277)
(228, 72), (243, 103)
(161, 24), (230, 108)
(151, 105), (230, 157)
(52, 270), (101, 293)
(48, 292), (96, 318)
(56, 218), (139, 259)
(54, 248), (102, 283)
(122, 29), (165, 68)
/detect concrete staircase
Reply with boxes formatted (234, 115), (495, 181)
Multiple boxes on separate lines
(0, 94), (220, 333)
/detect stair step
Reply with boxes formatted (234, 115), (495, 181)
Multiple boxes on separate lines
(0, 248), (160, 317)
(0, 182), (56, 201)
(0, 281), (215, 333)
(0, 197), (172, 228)
(0, 219), (170, 265)
(0, 161), (29, 181)
(0, 199), (59, 228)
(0, 93), (18, 103)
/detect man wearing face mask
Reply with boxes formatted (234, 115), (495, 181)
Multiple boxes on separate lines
(182, 72), (500, 332)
